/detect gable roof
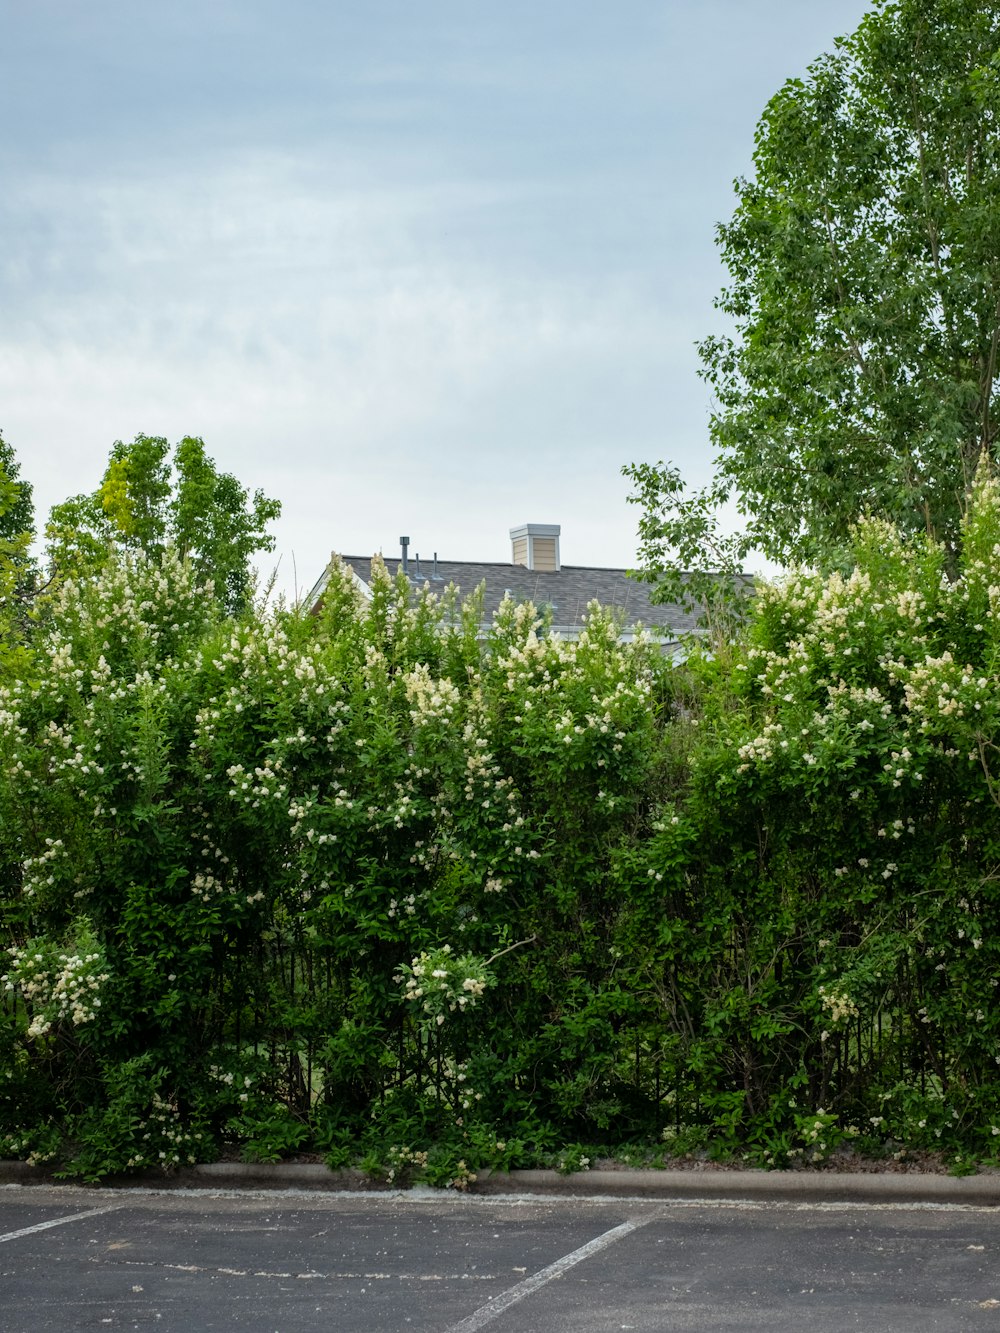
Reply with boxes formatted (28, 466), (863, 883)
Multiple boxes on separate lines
(308, 554), (712, 647)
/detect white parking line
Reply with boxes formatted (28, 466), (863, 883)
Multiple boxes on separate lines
(0, 1206), (118, 1243)
(444, 1215), (654, 1332)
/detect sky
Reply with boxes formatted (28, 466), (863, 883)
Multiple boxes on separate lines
(1, 0), (874, 598)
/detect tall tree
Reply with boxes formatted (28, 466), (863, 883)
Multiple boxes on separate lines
(170, 435), (282, 614)
(0, 432), (34, 547)
(46, 435), (281, 613)
(695, 0), (1000, 569)
(0, 432), (36, 682)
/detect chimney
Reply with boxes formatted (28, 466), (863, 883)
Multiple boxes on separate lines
(510, 523), (561, 572)
(399, 536), (410, 573)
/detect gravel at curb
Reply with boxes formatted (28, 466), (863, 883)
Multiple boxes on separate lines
(1, 1159), (998, 1204)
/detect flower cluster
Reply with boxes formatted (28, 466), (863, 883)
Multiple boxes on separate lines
(124, 1093), (203, 1170)
(396, 945), (491, 1024)
(818, 984), (860, 1026)
(207, 1064), (255, 1105)
(380, 1144), (429, 1184)
(403, 665), (461, 724)
(3, 928), (110, 1038)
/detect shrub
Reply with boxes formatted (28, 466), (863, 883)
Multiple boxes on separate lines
(4, 473), (1000, 1176)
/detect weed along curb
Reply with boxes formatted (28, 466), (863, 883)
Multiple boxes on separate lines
(2, 1159), (999, 1205)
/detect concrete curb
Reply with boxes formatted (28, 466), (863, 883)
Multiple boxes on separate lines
(1, 1159), (998, 1204)
(479, 1167), (1000, 1205)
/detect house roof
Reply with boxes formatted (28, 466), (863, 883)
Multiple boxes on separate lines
(308, 554), (713, 645)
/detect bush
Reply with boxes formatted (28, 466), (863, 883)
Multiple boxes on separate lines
(4, 472), (1000, 1177)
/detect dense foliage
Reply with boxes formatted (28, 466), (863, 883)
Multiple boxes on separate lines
(0, 432), (37, 687)
(46, 434), (281, 614)
(0, 434), (33, 548)
(629, 1), (1000, 588)
(3, 467), (1000, 1181)
(702, 0), (1000, 567)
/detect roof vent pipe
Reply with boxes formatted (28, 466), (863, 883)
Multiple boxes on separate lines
(399, 536), (409, 573)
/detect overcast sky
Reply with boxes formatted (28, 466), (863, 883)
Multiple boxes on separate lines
(2, 1), (873, 596)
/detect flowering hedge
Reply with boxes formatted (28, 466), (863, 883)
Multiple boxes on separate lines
(2, 468), (1000, 1179)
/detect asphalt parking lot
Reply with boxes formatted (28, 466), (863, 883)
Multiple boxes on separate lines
(2, 1185), (1000, 1332)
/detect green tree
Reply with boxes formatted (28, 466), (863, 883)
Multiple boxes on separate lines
(97, 435), (172, 554)
(621, 460), (749, 647)
(695, 0), (1000, 569)
(0, 432), (36, 683)
(46, 435), (281, 613)
(170, 436), (281, 615)
(0, 433), (34, 547)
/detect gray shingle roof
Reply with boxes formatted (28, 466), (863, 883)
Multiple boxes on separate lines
(309, 555), (715, 643)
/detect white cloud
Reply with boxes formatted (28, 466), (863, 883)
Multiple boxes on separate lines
(4, 0), (875, 598)
(4, 153), (693, 592)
